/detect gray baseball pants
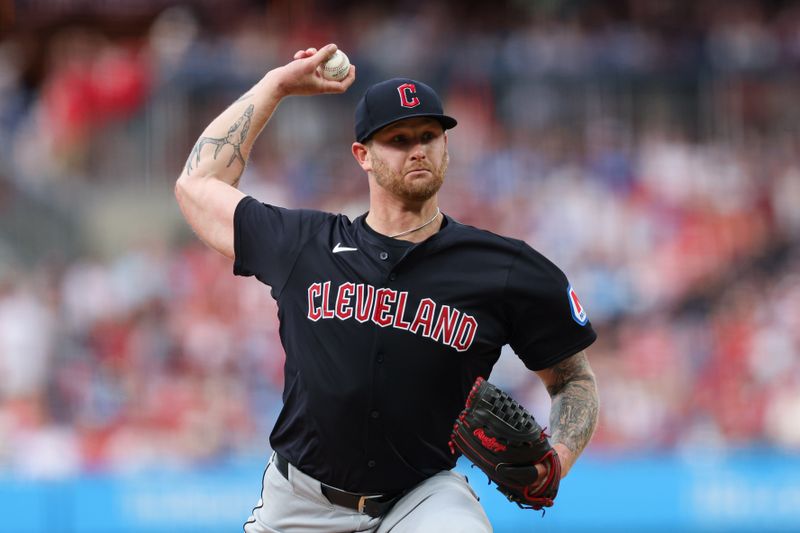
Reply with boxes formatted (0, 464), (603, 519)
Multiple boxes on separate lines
(244, 453), (492, 532)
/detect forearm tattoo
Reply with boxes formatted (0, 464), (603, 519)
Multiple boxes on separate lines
(185, 104), (254, 175)
(546, 351), (599, 457)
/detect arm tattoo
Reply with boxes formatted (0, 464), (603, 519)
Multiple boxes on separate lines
(546, 351), (599, 457)
(185, 104), (254, 175)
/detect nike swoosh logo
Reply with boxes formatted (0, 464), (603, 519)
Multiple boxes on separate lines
(332, 242), (358, 254)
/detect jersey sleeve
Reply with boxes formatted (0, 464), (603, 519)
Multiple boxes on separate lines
(233, 196), (332, 295)
(504, 243), (597, 371)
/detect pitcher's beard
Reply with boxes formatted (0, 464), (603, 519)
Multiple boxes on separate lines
(371, 152), (449, 202)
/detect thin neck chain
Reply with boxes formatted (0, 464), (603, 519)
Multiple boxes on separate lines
(388, 207), (441, 239)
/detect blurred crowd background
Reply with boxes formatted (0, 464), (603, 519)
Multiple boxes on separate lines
(1, 0), (800, 480)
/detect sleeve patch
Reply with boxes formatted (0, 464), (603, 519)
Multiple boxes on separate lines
(567, 284), (589, 326)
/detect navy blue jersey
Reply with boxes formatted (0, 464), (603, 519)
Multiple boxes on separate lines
(233, 196), (596, 493)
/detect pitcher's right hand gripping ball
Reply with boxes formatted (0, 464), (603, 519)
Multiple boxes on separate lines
(449, 377), (561, 510)
(320, 49), (350, 81)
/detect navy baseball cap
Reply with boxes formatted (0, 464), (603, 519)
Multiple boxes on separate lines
(354, 78), (457, 143)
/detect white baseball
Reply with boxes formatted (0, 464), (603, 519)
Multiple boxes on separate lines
(321, 50), (350, 81)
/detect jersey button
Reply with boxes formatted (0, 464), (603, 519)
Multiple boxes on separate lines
(376, 353), (384, 363)
(367, 460), (377, 468)
(370, 410), (380, 419)
(388, 272), (397, 281)
(379, 251), (389, 260)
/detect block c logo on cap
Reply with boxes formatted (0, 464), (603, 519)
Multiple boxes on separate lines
(397, 83), (421, 108)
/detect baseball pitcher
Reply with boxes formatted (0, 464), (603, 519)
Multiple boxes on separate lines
(175, 44), (599, 532)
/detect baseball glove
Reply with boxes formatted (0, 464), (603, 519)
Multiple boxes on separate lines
(449, 377), (561, 510)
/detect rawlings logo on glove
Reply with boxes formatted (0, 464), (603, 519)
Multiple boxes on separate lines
(449, 377), (561, 511)
(473, 428), (507, 452)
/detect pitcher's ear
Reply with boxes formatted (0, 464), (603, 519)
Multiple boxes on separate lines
(352, 142), (371, 171)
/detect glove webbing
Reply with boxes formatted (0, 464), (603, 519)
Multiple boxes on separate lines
(485, 386), (539, 434)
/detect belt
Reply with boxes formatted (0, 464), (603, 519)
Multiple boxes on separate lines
(272, 453), (402, 518)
